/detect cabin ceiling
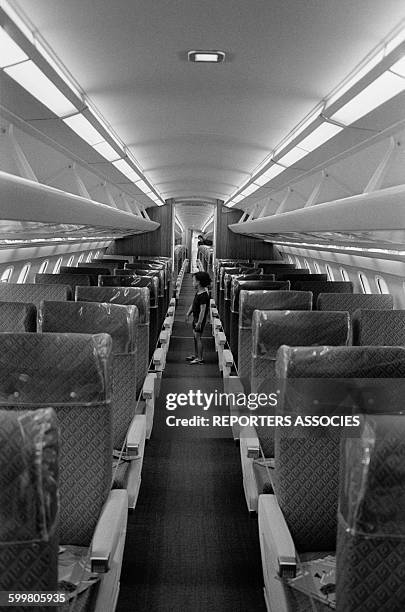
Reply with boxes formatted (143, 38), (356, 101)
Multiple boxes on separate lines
(6, 0), (405, 218)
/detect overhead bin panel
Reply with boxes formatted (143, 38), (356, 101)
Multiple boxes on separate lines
(229, 184), (405, 235)
(0, 170), (159, 242)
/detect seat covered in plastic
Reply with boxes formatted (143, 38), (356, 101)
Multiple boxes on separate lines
(0, 332), (127, 611)
(0, 408), (59, 594)
(0, 301), (36, 331)
(78, 261), (117, 273)
(238, 290), (312, 391)
(38, 300), (138, 452)
(252, 310), (350, 458)
(223, 273), (274, 339)
(317, 292), (394, 314)
(352, 309), (405, 345)
(0, 283), (71, 306)
(120, 268), (166, 324)
(35, 272), (91, 294)
(60, 266), (109, 286)
(336, 414), (405, 612)
(91, 258), (129, 268)
(291, 280), (353, 308)
(258, 345), (405, 612)
(75, 286), (150, 395)
(276, 271), (328, 281)
(229, 280), (291, 361)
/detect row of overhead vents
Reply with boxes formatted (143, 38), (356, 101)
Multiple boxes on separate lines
(0, 2), (164, 206)
(225, 26), (405, 208)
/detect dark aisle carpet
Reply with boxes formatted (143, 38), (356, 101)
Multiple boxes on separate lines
(116, 274), (266, 612)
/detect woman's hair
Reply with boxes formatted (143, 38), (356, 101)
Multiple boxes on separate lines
(193, 271), (211, 287)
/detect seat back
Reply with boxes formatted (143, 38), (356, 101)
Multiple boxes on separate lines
(0, 301), (36, 331)
(75, 286), (150, 395)
(291, 280), (353, 308)
(336, 414), (405, 612)
(276, 272), (328, 281)
(0, 283), (71, 306)
(252, 310), (350, 457)
(78, 261), (117, 273)
(0, 408), (59, 592)
(353, 309), (405, 345)
(238, 290), (311, 390)
(317, 292), (394, 314)
(230, 280), (290, 358)
(91, 258), (129, 268)
(0, 332), (112, 546)
(60, 266), (109, 285)
(274, 345), (405, 553)
(39, 300), (138, 449)
(35, 272), (91, 294)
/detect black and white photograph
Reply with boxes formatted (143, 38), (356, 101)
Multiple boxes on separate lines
(0, 1), (404, 611)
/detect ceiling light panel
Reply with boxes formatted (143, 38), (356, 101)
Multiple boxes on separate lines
(298, 122), (343, 152)
(112, 159), (141, 183)
(0, 26), (28, 67)
(63, 113), (104, 146)
(93, 140), (121, 161)
(276, 146), (308, 167)
(188, 50), (225, 63)
(329, 69), (404, 125)
(4, 59), (77, 116)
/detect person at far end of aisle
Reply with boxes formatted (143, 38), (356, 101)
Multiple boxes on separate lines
(185, 271), (211, 364)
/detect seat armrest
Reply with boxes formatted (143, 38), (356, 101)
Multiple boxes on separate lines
(142, 373), (155, 399)
(159, 330), (169, 345)
(211, 308), (219, 318)
(91, 489), (128, 573)
(240, 425), (260, 458)
(126, 415), (146, 457)
(217, 331), (226, 347)
(153, 348), (163, 366)
(163, 317), (172, 329)
(222, 349), (234, 368)
(258, 495), (297, 579)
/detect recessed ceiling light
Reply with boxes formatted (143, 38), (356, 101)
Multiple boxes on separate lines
(188, 50), (225, 63)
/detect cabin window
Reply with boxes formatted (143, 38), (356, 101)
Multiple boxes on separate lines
(314, 262), (321, 274)
(294, 256), (301, 267)
(304, 259), (311, 271)
(77, 254), (84, 264)
(53, 257), (63, 273)
(359, 273), (371, 294)
(340, 268), (349, 281)
(326, 265), (334, 281)
(86, 252), (93, 262)
(376, 276), (390, 294)
(95, 250), (100, 258)
(38, 260), (48, 274)
(0, 267), (13, 283)
(67, 255), (75, 266)
(17, 264), (31, 284)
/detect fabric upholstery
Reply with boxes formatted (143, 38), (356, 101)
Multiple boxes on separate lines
(0, 408), (58, 592)
(59, 266), (104, 286)
(336, 415), (405, 611)
(317, 293), (394, 314)
(0, 301), (36, 332)
(276, 272), (328, 281)
(238, 290), (312, 391)
(291, 280), (353, 307)
(0, 332), (113, 546)
(39, 300), (138, 449)
(0, 283), (71, 306)
(35, 272), (91, 294)
(229, 280), (290, 359)
(353, 309), (405, 346)
(252, 310), (350, 457)
(274, 346), (405, 554)
(75, 286), (150, 394)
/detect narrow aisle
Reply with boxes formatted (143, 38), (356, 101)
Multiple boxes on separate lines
(117, 273), (265, 612)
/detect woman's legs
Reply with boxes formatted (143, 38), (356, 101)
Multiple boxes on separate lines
(193, 330), (203, 360)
